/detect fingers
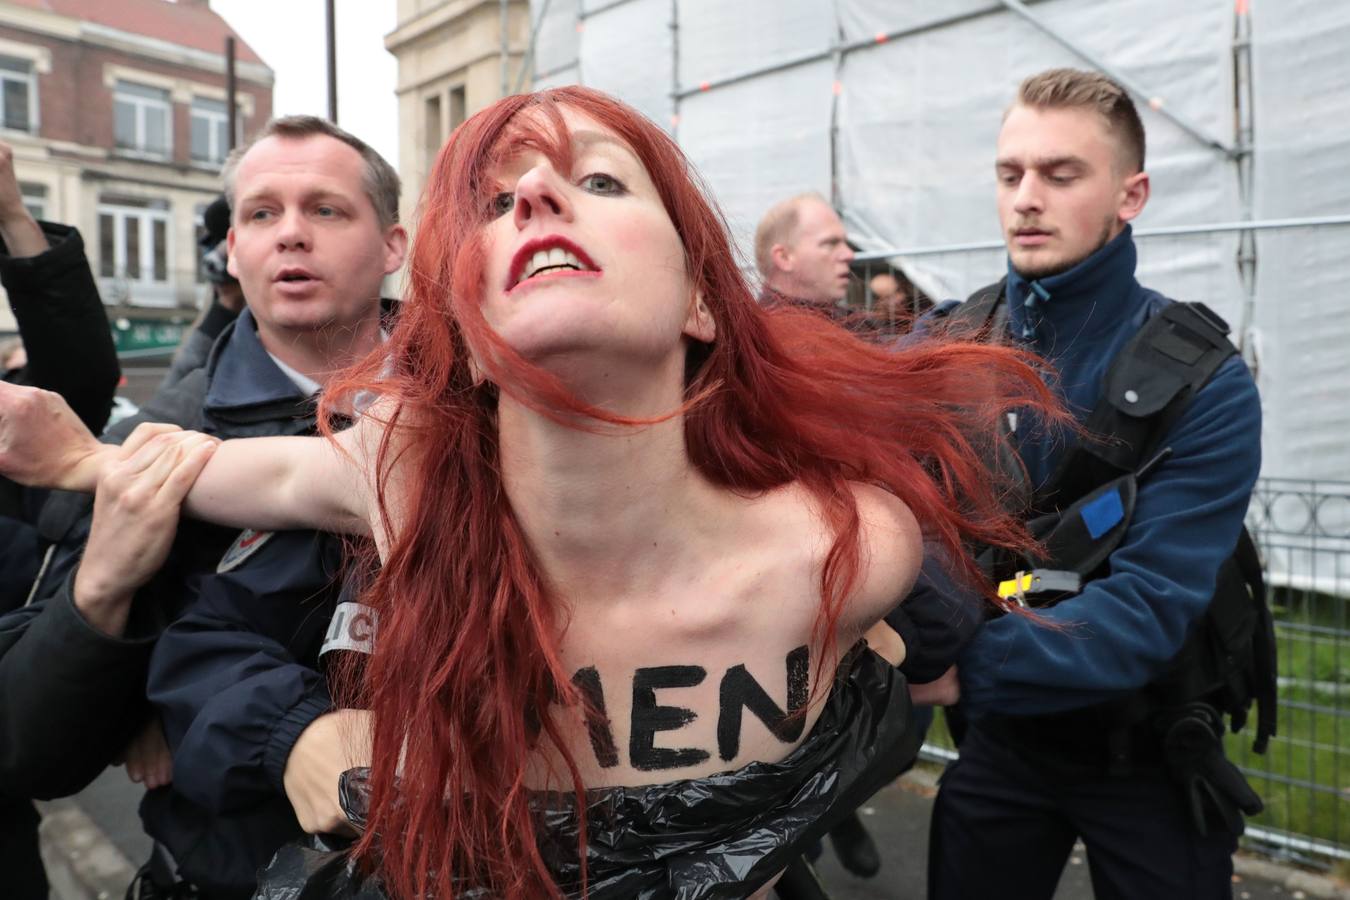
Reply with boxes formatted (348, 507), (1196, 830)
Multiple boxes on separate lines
(118, 421), (182, 457)
(156, 434), (218, 502)
(121, 719), (174, 790)
(107, 430), (212, 483)
(864, 621), (906, 667)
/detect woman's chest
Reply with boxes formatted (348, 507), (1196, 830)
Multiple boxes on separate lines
(534, 594), (833, 787)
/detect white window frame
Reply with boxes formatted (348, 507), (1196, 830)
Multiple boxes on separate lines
(113, 81), (172, 158)
(0, 56), (38, 134)
(97, 202), (174, 308)
(189, 96), (241, 165)
(19, 182), (45, 221)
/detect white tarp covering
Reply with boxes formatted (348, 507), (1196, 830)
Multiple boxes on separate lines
(577, 0), (673, 131)
(837, 0), (1240, 319)
(1250, 0), (1350, 486)
(678, 59), (835, 258)
(531, 0), (581, 85)
(528, 0), (1349, 486)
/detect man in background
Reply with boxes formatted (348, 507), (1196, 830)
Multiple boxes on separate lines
(755, 192), (855, 310)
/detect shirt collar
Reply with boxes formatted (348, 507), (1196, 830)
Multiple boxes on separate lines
(265, 351), (322, 397)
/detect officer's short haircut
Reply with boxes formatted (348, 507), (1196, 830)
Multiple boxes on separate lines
(1013, 68), (1146, 175)
(222, 115), (402, 230)
(754, 192), (829, 278)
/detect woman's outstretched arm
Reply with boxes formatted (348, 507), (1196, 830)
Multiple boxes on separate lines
(177, 423), (372, 537)
(0, 380), (375, 538)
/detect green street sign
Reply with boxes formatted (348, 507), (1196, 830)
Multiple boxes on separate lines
(110, 317), (188, 358)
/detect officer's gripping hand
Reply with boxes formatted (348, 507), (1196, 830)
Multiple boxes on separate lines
(114, 715), (173, 790)
(285, 709), (374, 836)
(910, 665), (961, 706)
(0, 381), (116, 491)
(864, 620), (907, 667)
(73, 428), (219, 635)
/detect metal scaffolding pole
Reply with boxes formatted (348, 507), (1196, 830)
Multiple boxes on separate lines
(225, 36), (237, 150)
(500, 0), (511, 96)
(670, 0), (680, 140)
(1233, 3), (1258, 361)
(325, 0), (337, 122)
(513, 0), (551, 93)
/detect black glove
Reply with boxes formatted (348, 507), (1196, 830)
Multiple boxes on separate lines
(1162, 703), (1263, 836)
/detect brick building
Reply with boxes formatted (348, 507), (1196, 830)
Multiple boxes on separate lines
(0, 0), (272, 355)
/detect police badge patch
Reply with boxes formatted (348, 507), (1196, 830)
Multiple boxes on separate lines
(217, 528), (274, 573)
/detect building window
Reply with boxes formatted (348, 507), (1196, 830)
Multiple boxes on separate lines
(97, 197), (172, 306)
(448, 85), (466, 131)
(424, 94), (441, 174)
(0, 56), (36, 133)
(19, 182), (45, 221)
(190, 96), (240, 164)
(113, 81), (171, 157)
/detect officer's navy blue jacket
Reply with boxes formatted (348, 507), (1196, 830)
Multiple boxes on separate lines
(0, 222), (119, 609)
(957, 227), (1262, 717)
(134, 308), (349, 897)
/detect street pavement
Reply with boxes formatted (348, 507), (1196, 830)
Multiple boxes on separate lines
(43, 763), (1333, 899)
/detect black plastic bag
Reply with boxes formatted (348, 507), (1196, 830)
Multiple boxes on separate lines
(252, 771), (383, 900)
(253, 647), (916, 899)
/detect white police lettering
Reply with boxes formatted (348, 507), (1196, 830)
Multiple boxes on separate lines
(320, 601), (379, 658)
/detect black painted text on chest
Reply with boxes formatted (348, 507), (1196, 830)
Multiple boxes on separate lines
(571, 645), (810, 771)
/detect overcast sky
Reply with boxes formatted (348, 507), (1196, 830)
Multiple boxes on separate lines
(209, 0), (401, 170)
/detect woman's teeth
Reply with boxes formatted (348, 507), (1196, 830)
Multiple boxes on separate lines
(523, 247), (586, 282)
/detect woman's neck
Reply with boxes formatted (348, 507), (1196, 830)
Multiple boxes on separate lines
(497, 377), (722, 602)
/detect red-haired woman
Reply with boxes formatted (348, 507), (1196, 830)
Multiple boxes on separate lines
(5, 88), (1055, 899)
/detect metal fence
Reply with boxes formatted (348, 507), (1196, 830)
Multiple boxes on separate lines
(916, 478), (1350, 868)
(1237, 478), (1350, 865)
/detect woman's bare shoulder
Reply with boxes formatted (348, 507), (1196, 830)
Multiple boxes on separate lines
(847, 482), (923, 626)
(738, 482), (920, 595)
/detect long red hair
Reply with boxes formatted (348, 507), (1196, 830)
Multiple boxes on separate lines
(324, 86), (1058, 898)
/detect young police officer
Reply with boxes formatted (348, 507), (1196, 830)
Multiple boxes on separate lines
(928, 69), (1263, 899)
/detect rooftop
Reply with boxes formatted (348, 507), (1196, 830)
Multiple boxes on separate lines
(5, 0), (267, 66)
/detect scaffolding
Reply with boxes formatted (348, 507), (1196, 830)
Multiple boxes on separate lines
(517, 0), (1350, 863)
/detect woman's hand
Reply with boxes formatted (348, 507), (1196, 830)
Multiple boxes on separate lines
(0, 381), (112, 491)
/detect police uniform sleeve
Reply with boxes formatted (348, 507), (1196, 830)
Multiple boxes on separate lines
(958, 356), (1262, 716)
(886, 545), (983, 684)
(0, 222), (120, 434)
(147, 532), (336, 815)
(0, 576), (152, 799)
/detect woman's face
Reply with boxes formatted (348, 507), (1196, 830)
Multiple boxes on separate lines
(479, 107), (713, 372)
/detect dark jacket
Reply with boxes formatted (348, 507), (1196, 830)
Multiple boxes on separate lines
(0, 222), (117, 604)
(0, 222), (118, 433)
(145, 529), (347, 899)
(956, 227), (1262, 717)
(0, 309), (303, 799)
(156, 294), (238, 395)
(136, 309), (351, 898)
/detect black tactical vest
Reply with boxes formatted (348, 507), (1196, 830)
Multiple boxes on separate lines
(945, 281), (1277, 765)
